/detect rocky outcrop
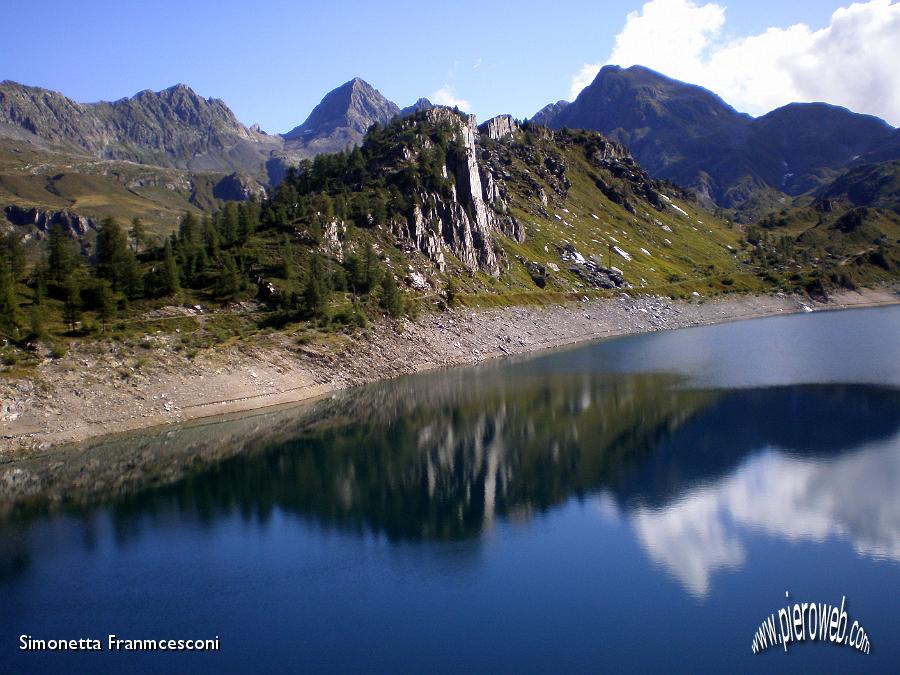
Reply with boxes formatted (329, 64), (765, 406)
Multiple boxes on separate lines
(432, 109), (500, 274)
(478, 115), (518, 141)
(394, 206), (445, 270)
(213, 171), (267, 201)
(321, 219), (346, 261)
(390, 109), (535, 275)
(3, 205), (97, 237)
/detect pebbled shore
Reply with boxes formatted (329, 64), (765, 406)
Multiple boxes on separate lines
(1, 287), (897, 458)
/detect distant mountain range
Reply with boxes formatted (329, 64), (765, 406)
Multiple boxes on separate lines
(0, 66), (898, 234)
(0, 77), (419, 187)
(0, 77), (426, 230)
(0, 80), (280, 175)
(531, 65), (897, 212)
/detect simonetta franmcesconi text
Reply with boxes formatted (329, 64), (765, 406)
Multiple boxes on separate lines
(20, 635), (220, 652)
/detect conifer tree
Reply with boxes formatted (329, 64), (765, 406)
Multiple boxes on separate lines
(96, 217), (133, 293)
(47, 224), (76, 283)
(96, 279), (116, 331)
(161, 239), (181, 296)
(302, 254), (329, 318)
(216, 252), (241, 299)
(203, 216), (220, 257)
(362, 243), (381, 292)
(3, 232), (25, 280)
(0, 259), (19, 336)
(445, 278), (457, 308)
(129, 217), (146, 253)
(379, 272), (403, 318)
(280, 236), (297, 281)
(62, 274), (82, 331)
(220, 202), (239, 245)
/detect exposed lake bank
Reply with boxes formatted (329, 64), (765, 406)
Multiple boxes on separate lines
(1, 286), (898, 458)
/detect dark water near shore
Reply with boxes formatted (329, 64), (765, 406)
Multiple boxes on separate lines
(2, 306), (900, 673)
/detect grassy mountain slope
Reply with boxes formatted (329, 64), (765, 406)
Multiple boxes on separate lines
(0, 139), (226, 240)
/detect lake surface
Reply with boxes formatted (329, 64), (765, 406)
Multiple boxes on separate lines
(2, 305), (900, 673)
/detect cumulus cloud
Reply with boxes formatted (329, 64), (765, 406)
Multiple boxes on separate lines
(431, 84), (470, 111)
(571, 0), (900, 125)
(629, 432), (900, 596)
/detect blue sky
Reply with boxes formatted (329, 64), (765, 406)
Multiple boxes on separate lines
(2, 1), (897, 130)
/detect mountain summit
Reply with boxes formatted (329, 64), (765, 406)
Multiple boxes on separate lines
(533, 65), (896, 210)
(282, 78), (400, 157)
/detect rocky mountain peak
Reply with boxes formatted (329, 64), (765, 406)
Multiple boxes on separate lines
(283, 77), (399, 141)
(400, 98), (434, 118)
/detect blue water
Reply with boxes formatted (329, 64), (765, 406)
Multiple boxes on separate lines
(2, 305), (900, 673)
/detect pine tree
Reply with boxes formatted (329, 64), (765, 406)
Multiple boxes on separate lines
(63, 274), (82, 331)
(122, 252), (142, 300)
(216, 252), (241, 299)
(379, 272), (403, 318)
(345, 254), (362, 293)
(203, 216), (220, 257)
(0, 259), (19, 336)
(161, 239), (181, 296)
(47, 224), (76, 283)
(362, 243), (381, 292)
(179, 212), (201, 248)
(96, 279), (116, 331)
(372, 191), (388, 224)
(3, 232), (25, 280)
(96, 217), (132, 292)
(302, 254), (329, 318)
(280, 237), (297, 281)
(237, 202), (259, 243)
(445, 278), (457, 308)
(348, 145), (368, 182)
(220, 202), (239, 245)
(129, 217), (146, 253)
(29, 274), (48, 339)
(29, 302), (47, 340)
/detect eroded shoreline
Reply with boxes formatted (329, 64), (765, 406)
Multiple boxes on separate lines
(1, 287), (898, 459)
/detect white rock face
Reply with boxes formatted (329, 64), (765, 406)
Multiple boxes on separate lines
(407, 271), (429, 290)
(444, 110), (499, 275)
(478, 114), (519, 141)
(322, 219), (345, 261)
(404, 205), (447, 270)
(393, 109), (505, 276)
(612, 246), (632, 261)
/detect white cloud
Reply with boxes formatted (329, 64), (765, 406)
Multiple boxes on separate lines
(630, 432), (900, 596)
(571, 0), (900, 125)
(431, 84), (470, 111)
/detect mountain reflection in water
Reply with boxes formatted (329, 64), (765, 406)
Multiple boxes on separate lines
(3, 361), (899, 599)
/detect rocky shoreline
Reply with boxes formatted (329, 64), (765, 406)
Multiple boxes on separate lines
(1, 287), (898, 458)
